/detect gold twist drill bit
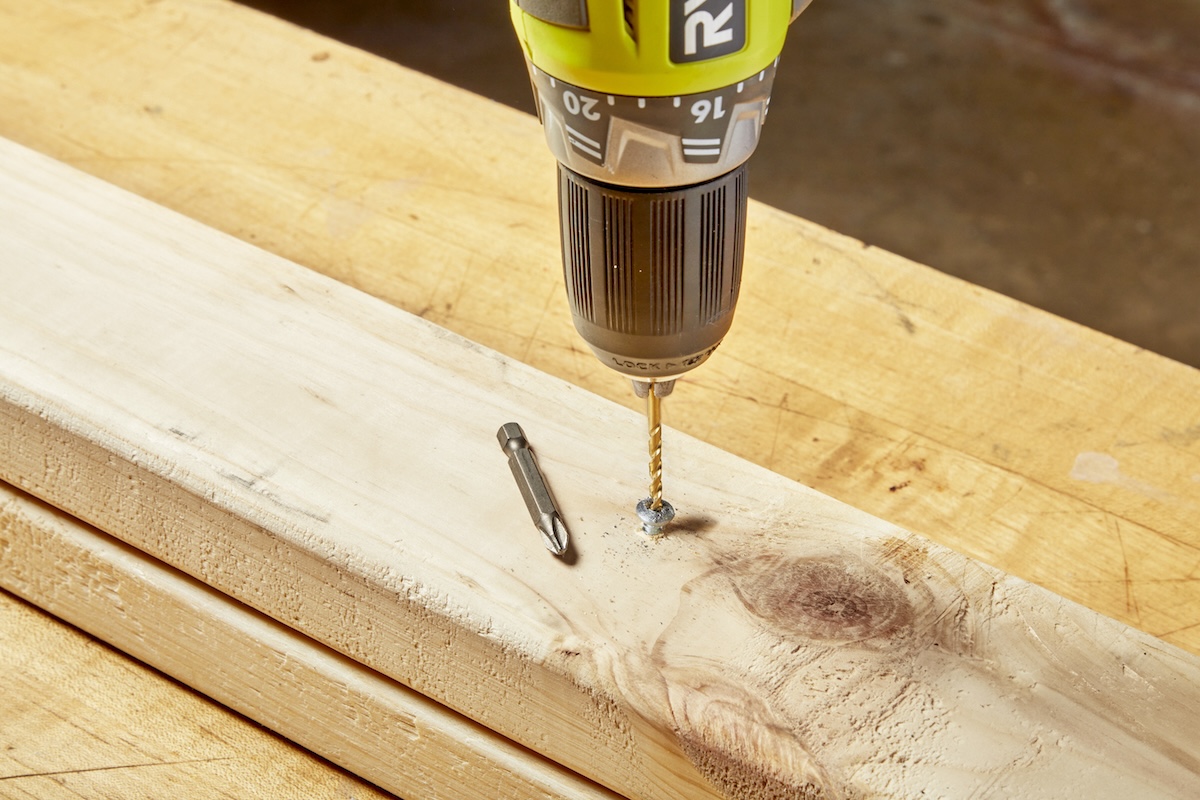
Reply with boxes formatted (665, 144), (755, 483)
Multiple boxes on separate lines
(635, 379), (675, 536)
(647, 387), (664, 511)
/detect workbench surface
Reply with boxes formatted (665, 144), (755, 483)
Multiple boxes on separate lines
(2, 0), (1198, 796)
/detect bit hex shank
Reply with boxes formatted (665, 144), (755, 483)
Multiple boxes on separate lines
(497, 422), (569, 556)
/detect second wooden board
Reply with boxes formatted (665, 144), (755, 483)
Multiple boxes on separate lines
(1, 138), (1198, 798)
(0, 482), (618, 800)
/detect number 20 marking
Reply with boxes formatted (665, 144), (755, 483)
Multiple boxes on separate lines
(562, 90), (601, 121)
(690, 96), (726, 124)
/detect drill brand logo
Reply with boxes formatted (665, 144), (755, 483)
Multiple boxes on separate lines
(670, 0), (746, 63)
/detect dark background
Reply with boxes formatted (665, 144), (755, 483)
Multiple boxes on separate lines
(242, 0), (1200, 368)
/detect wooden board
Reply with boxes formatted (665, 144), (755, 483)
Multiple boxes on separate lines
(2, 0), (1198, 659)
(0, 588), (393, 800)
(2, 140), (1199, 799)
(0, 483), (618, 800)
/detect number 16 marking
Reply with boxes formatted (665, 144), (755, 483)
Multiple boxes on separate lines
(690, 96), (726, 124)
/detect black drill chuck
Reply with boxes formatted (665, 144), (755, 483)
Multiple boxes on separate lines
(558, 163), (748, 379)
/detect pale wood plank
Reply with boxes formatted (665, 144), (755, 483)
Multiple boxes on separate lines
(2, 0), (1197, 656)
(0, 483), (620, 800)
(2, 140), (1199, 798)
(0, 587), (391, 800)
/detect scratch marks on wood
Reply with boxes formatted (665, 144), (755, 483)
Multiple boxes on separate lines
(0, 756), (234, 782)
(1162, 423), (1200, 448)
(1111, 516), (1142, 623)
(845, 257), (924, 335)
(213, 465), (331, 524)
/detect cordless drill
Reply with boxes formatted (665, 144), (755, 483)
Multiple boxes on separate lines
(510, 0), (809, 531)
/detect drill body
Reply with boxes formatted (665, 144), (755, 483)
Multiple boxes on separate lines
(511, 0), (808, 381)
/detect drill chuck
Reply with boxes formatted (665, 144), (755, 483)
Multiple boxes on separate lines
(559, 163), (747, 378)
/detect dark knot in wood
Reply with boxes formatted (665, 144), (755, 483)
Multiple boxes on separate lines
(730, 556), (913, 643)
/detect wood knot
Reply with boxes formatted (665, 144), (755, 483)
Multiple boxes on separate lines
(730, 556), (913, 643)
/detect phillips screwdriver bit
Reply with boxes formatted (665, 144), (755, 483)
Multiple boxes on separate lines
(497, 422), (569, 556)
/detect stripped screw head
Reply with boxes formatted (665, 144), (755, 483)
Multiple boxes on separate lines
(635, 498), (675, 536)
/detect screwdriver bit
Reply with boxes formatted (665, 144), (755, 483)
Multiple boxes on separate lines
(497, 422), (569, 556)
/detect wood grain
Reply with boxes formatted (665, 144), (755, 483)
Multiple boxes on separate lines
(0, 483), (619, 800)
(0, 588), (391, 799)
(1, 0), (1196, 656)
(2, 139), (1198, 799)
